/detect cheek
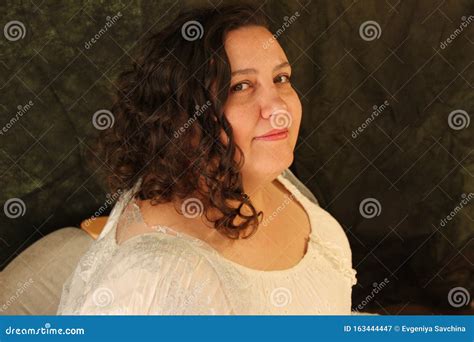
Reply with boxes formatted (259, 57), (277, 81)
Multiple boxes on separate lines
(227, 115), (256, 149)
(222, 104), (259, 147)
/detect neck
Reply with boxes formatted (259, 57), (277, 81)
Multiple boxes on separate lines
(241, 171), (280, 215)
(197, 170), (281, 234)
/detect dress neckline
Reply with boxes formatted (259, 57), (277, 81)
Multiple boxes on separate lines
(110, 171), (317, 276)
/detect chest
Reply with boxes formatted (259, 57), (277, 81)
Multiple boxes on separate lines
(219, 198), (312, 271)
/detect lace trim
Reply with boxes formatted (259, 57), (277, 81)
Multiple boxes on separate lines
(131, 200), (203, 240)
(278, 172), (358, 285)
(119, 178), (357, 283)
(65, 225), (355, 314)
(312, 239), (358, 285)
(62, 170), (357, 314)
(78, 237), (116, 284)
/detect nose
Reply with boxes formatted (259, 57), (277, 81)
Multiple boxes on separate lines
(259, 85), (289, 120)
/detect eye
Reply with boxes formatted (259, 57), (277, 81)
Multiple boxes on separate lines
(230, 82), (251, 93)
(275, 74), (291, 84)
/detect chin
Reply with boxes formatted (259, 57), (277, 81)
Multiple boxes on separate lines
(264, 144), (294, 163)
(252, 153), (294, 177)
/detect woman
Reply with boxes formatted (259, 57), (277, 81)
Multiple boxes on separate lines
(57, 3), (358, 315)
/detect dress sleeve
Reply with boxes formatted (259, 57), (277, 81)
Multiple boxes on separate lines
(78, 237), (234, 315)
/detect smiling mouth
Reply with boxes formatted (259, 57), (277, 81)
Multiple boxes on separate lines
(254, 128), (289, 141)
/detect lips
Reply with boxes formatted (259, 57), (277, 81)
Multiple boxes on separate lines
(255, 128), (289, 139)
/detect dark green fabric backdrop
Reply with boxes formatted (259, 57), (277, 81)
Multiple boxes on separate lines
(1, 0), (472, 312)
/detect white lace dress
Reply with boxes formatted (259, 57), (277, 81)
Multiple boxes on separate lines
(57, 169), (359, 315)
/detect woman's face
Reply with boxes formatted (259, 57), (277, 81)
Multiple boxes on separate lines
(222, 25), (302, 182)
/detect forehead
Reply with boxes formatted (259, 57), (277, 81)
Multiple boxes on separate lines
(224, 25), (288, 70)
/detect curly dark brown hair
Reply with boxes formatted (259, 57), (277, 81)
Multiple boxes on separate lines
(94, 3), (272, 239)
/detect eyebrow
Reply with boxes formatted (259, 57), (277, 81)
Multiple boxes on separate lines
(231, 61), (291, 77)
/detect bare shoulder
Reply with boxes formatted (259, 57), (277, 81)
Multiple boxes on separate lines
(136, 197), (227, 246)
